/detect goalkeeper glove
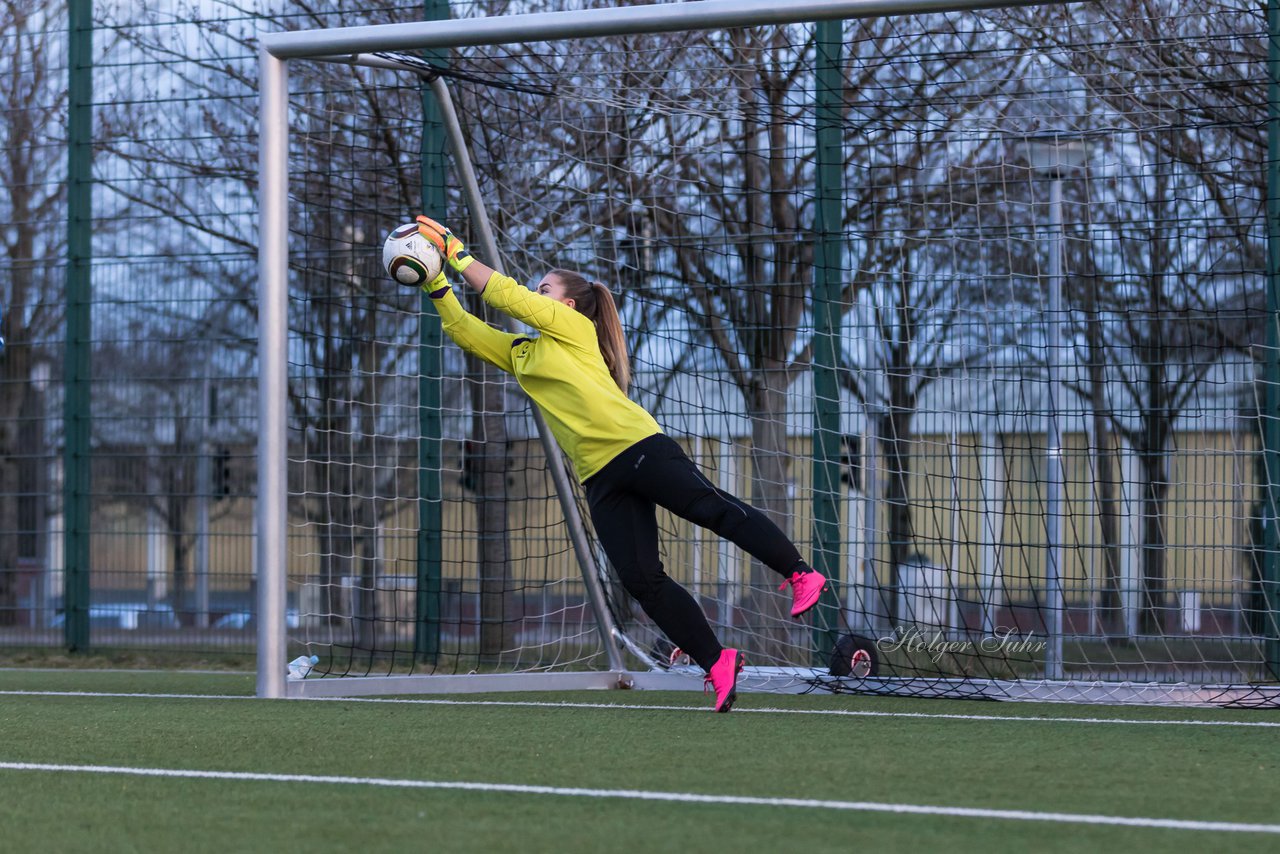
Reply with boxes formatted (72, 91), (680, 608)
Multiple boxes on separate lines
(423, 269), (451, 300)
(416, 216), (475, 273)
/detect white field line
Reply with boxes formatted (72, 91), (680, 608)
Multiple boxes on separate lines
(1, 760), (1277, 835)
(3, 689), (1280, 728)
(0, 667), (251, 675)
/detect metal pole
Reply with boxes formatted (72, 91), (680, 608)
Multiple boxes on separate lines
(256, 49), (290, 699)
(1044, 174), (1066, 680)
(63, 0), (93, 653)
(862, 406), (881, 635)
(415, 0), (450, 665)
(979, 433), (1005, 637)
(429, 76), (627, 673)
(194, 376), (211, 629)
(810, 18), (844, 662)
(1265, 0), (1280, 678)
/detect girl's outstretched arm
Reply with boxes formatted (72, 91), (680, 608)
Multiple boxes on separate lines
(416, 215), (593, 344)
(421, 271), (519, 373)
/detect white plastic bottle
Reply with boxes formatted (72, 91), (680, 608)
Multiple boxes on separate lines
(287, 654), (320, 680)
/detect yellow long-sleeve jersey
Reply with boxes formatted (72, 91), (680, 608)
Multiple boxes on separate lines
(427, 270), (661, 483)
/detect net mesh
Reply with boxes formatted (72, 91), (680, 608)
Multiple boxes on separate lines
(274, 1), (1278, 702)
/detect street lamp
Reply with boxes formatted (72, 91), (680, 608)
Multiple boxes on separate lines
(1025, 134), (1087, 681)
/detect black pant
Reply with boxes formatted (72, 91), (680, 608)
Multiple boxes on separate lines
(583, 433), (806, 671)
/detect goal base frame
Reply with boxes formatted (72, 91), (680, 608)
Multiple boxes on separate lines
(285, 668), (1280, 708)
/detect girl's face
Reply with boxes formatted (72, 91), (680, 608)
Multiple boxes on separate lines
(536, 273), (576, 311)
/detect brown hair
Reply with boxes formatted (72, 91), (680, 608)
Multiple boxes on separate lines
(548, 269), (631, 393)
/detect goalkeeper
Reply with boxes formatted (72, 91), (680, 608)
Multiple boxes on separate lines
(414, 216), (827, 713)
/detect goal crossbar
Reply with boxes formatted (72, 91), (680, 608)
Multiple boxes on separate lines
(260, 0), (1072, 60)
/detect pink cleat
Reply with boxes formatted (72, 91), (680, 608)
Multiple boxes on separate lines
(704, 648), (744, 713)
(779, 569), (827, 617)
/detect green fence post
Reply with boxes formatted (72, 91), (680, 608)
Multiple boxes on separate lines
(63, 0), (93, 652)
(810, 18), (844, 666)
(1265, 0), (1280, 679)
(415, 0), (449, 665)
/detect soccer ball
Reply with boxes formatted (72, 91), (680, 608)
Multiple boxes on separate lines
(383, 222), (444, 286)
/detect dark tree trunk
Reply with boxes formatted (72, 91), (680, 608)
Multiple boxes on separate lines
(879, 406), (917, 626)
(1138, 430), (1174, 635)
(1082, 274), (1123, 635)
(467, 348), (514, 665)
(743, 366), (795, 660)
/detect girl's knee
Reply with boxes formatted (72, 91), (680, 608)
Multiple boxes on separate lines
(685, 491), (751, 537)
(617, 564), (669, 601)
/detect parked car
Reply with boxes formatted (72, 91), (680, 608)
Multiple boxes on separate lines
(212, 609), (300, 629)
(51, 603), (180, 630)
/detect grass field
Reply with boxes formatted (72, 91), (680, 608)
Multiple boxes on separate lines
(2, 668), (1278, 853)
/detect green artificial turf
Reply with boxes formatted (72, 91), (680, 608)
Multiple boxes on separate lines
(0, 670), (1277, 853)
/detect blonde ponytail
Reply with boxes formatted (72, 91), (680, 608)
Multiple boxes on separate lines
(590, 282), (631, 394)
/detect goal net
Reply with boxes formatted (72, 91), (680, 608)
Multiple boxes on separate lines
(259, 0), (1280, 706)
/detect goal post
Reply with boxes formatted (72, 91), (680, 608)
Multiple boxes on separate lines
(257, 0), (1280, 706)
(257, 42), (288, 701)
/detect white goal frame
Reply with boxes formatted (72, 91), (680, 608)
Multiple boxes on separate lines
(256, 0), (1279, 707)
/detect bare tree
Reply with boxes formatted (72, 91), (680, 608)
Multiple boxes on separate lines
(90, 323), (250, 624)
(841, 253), (1022, 624)
(100, 1), (437, 658)
(1002, 0), (1266, 634)
(1072, 141), (1244, 634)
